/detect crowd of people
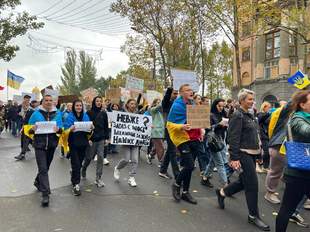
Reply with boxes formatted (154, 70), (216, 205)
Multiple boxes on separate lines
(0, 85), (310, 232)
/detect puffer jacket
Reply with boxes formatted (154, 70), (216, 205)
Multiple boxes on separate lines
(29, 106), (63, 150)
(284, 112), (310, 181)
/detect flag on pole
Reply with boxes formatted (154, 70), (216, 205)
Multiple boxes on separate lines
(287, 70), (310, 90)
(7, 70), (25, 90)
(0, 86), (4, 91)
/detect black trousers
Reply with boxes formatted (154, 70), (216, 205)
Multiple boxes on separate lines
(160, 128), (180, 178)
(276, 178), (310, 232)
(223, 153), (259, 217)
(176, 140), (201, 192)
(35, 147), (56, 196)
(70, 146), (87, 185)
(20, 132), (31, 155)
(261, 139), (270, 169)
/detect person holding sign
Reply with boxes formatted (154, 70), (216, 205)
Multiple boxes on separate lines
(28, 95), (63, 207)
(167, 84), (203, 205)
(64, 100), (92, 196)
(113, 99), (140, 187)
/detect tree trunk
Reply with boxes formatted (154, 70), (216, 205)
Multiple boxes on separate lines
(159, 44), (168, 87)
(233, 0), (242, 89)
(199, 19), (206, 96)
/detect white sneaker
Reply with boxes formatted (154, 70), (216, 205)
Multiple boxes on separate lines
(114, 166), (120, 180)
(94, 155), (98, 161)
(128, 177), (137, 187)
(264, 192), (281, 204)
(103, 158), (110, 165)
(95, 179), (105, 188)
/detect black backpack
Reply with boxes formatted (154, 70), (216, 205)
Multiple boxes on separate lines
(206, 128), (225, 152)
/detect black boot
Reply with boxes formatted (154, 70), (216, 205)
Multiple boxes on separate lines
(248, 216), (270, 231)
(14, 153), (25, 161)
(34, 180), (40, 192)
(172, 183), (181, 202)
(216, 189), (225, 209)
(181, 192), (197, 205)
(200, 178), (214, 188)
(41, 195), (49, 207)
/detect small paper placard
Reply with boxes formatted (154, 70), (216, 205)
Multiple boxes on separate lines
(35, 121), (57, 134)
(74, 122), (93, 132)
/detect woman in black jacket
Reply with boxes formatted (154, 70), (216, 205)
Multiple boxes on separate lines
(276, 90), (310, 232)
(64, 100), (92, 196)
(215, 89), (270, 231)
(201, 98), (228, 188)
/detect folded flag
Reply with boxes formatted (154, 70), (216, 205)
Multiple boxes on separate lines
(0, 86), (4, 91)
(288, 70), (310, 90)
(7, 70), (25, 90)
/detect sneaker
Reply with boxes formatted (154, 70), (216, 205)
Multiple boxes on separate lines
(72, 184), (81, 196)
(114, 166), (120, 180)
(146, 154), (152, 165)
(304, 199), (310, 210)
(181, 192), (197, 205)
(60, 154), (65, 159)
(94, 155), (98, 162)
(215, 189), (225, 209)
(213, 167), (218, 172)
(128, 177), (137, 187)
(256, 164), (264, 174)
(41, 195), (49, 207)
(200, 178), (214, 188)
(264, 192), (281, 204)
(290, 214), (309, 228)
(172, 183), (181, 202)
(95, 179), (105, 188)
(158, 172), (172, 179)
(14, 154), (25, 161)
(248, 216), (270, 231)
(103, 158), (110, 166)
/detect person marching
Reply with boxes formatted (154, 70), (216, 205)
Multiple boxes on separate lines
(215, 89), (270, 231)
(113, 98), (140, 187)
(167, 84), (203, 205)
(64, 100), (92, 196)
(28, 95), (63, 207)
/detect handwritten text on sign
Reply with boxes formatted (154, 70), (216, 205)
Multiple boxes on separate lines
(111, 111), (152, 146)
(186, 105), (210, 129)
(125, 76), (144, 92)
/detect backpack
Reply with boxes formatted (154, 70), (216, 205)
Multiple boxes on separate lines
(268, 107), (283, 139)
(206, 128), (225, 153)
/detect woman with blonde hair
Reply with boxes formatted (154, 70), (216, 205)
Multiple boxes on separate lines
(257, 102), (272, 173)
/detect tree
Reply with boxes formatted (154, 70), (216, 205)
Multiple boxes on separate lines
(95, 76), (110, 96)
(0, 0), (44, 61)
(78, 51), (97, 91)
(59, 50), (79, 95)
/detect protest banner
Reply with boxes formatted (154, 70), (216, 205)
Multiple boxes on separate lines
(106, 88), (121, 104)
(81, 87), (98, 105)
(120, 87), (132, 102)
(45, 88), (59, 104)
(146, 90), (162, 104)
(41, 85), (53, 97)
(22, 92), (36, 101)
(125, 76), (144, 92)
(111, 111), (152, 146)
(58, 95), (79, 104)
(74, 122), (93, 132)
(13, 95), (23, 104)
(186, 105), (210, 129)
(171, 68), (199, 92)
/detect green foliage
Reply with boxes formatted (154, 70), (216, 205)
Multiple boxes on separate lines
(78, 51), (97, 91)
(0, 0), (44, 61)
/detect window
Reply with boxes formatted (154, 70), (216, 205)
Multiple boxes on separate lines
(289, 34), (297, 57)
(265, 31), (280, 60)
(242, 22), (251, 37)
(264, 60), (279, 79)
(242, 47), (251, 62)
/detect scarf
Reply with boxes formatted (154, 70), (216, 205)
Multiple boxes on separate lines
(295, 111), (310, 121)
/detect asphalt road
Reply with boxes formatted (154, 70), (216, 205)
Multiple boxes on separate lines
(0, 131), (309, 232)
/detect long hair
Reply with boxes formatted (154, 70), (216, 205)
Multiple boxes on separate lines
(72, 100), (84, 121)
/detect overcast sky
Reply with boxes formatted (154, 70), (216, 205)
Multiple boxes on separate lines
(0, 0), (130, 101)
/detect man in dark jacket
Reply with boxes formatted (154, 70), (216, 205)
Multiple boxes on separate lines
(159, 87), (180, 179)
(8, 101), (19, 136)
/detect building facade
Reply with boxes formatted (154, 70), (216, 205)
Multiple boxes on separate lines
(233, 3), (310, 107)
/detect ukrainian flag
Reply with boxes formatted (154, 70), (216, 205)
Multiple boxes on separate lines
(7, 70), (25, 90)
(288, 70), (310, 90)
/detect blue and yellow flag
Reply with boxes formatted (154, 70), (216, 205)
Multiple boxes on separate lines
(7, 70), (25, 90)
(288, 70), (310, 90)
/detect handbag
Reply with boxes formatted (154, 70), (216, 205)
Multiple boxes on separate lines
(206, 127), (225, 153)
(285, 122), (310, 171)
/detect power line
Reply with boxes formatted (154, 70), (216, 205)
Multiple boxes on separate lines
(32, 32), (120, 49)
(67, 17), (129, 28)
(36, 0), (64, 16)
(44, 0), (78, 18)
(47, 0), (95, 20)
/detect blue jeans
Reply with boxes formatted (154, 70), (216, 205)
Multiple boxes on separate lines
(11, 121), (18, 136)
(204, 147), (228, 185)
(295, 195), (308, 215)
